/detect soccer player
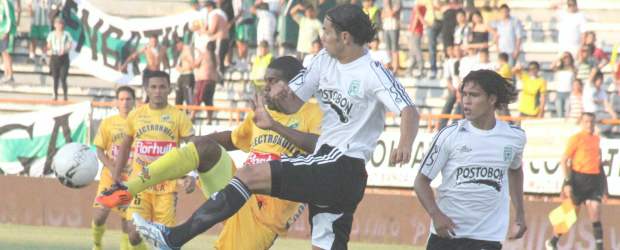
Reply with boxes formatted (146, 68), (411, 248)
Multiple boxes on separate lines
(545, 112), (608, 250)
(414, 69), (527, 250)
(91, 86), (136, 250)
(111, 71), (195, 250)
(118, 4), (419, 250)
(98, 56), (322, 249)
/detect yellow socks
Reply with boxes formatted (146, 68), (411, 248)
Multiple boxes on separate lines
(197, 145), (234, 198)
(126, 143), (200, 195)
(120, 233), (130, 250)
(124, 141), (234, 200)
(91, 221), (105, 250)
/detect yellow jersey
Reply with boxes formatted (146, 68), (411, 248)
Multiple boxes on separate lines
(93, 114), (130, 170)
(230, 103), (322, 235)
(518, 73), (547, 116)
(127, 104), (194, 194)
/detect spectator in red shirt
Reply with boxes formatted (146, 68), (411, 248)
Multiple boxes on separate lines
(583, 31), (609, 69)
(408, 2), (426, 78)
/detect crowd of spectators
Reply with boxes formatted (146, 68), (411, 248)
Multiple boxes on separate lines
(1, 0), (619, 135)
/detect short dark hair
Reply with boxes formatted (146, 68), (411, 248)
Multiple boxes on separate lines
(528, 61), (540, 70)
(268, 56), (303, 82)
(499, 4), (510, 10)
(498, 52), (509, 62)
(326, 4), (376, 46)
(461, 69), (518, 109)
(145, 71), (171, 86)
(259, 40), (269, 48)
(204, 1), (215, 8)
(116, 86), (136, 99)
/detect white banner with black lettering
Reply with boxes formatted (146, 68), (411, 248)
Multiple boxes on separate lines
(61, 0), (204, 85)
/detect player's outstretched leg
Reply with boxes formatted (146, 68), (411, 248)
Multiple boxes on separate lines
(134, 164), (270, 248)
(97, 137), (233, 208)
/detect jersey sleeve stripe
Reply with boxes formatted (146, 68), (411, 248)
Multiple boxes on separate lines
(377, 65), (414, 106)
(419, 124), (457, 171)
(372, 61), (414, 106)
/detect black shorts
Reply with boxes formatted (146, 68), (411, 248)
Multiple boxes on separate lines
(570, 172), (605, 205)
(269, 144), (367, 250)
(427, 234), (502, 250)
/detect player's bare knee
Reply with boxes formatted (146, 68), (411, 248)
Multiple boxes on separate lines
(235, 164), (270, 192)
(191, 136), (222, 173)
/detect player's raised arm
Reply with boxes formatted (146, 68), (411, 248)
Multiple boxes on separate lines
(250, 92), (319, 153)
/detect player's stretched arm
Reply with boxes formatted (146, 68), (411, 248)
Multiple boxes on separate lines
(390, 106), (419, 165)
(508, 166), (527, 239)
(205, 131), (238, 151)
(261, 118), (318, 153)
(112, 135), (134, 183)
(251, 94), (318, 153)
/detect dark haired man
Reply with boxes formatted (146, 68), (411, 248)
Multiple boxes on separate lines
(545, 112), (607, 250)
(100, 4), (419, 250)
(109, 71), (196, 250)
(414, 70), (527, 250)
(91, 86), (136, 250)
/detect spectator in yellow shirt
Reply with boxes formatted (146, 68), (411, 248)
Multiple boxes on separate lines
(514, 61), (547, 118)
(250, 40), (274, 89)
(496, 52), (513, 82)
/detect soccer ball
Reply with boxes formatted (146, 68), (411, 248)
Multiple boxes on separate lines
(52, 142), (99, 188)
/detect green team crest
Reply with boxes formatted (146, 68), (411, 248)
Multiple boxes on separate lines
(348, 80), (362, 97)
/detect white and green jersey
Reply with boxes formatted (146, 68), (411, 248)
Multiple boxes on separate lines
(0, 0), (16, 35)
(419, 119), (526, 242)
(289, 49), (414, 162)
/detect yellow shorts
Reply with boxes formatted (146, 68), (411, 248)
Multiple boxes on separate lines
(126, 191), (177, 226)
(93, 168), (126, 216)
(215, 195), (278, 250)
